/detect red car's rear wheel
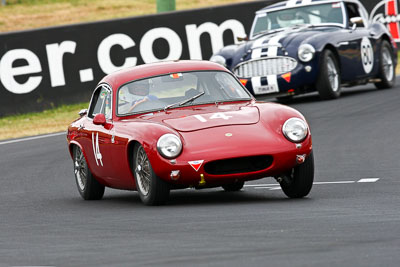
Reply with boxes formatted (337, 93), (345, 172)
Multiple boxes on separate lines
(73, 146), (105, 200)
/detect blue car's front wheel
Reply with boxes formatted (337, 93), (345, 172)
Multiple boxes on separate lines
(316, 49), (341, 100)
(375, 40), (395, 89)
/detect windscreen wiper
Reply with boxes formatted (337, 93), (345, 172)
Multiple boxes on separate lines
(253, 28), (284, 38)
(164, 91), (205, 111)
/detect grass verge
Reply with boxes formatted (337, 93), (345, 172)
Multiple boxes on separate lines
(0, 102), (89, 140)
(0, 0), (247, 33)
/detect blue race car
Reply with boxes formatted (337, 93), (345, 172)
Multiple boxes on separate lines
(210, 0), (397, 100)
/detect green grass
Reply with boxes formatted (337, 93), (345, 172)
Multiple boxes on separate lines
(397, 50), (400, 74)
(0, 0), (246, 33)
(0, 102), (89, 140)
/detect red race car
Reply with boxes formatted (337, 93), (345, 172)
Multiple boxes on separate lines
(67, 60), (314, 205)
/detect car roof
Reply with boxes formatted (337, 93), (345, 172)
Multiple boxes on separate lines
(257, 0), (363, 13)
(100, 60), (228, 90)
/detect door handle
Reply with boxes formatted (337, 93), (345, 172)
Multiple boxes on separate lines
(78, 125), (85, 130)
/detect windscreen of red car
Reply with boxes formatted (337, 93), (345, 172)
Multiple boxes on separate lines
(117, 71), (251, 116)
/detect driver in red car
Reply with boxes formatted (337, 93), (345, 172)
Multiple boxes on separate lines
(127, 79), (158, 113)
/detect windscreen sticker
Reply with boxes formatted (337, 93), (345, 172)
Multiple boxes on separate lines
(170, 73), (183, 79)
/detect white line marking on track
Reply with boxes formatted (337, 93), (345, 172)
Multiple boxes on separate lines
(358, 178), (380, 183)
(0, 132), (66, 146)
(313, 181), (355, 185)
(268, 187), (281, 190)
(245, 183), (279, 187)
(247, 179), (380, 190)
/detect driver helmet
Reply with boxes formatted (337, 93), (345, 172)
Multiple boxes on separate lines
(128, 79), (150, 96)
(277, 11), (297, 28)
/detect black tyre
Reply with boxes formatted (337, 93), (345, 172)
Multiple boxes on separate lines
(275, 95), (294, 103)
(316, 50), (341, 99)
(374, 40), (395, 89)
(222, 180), (245, 192)
(134, 144), (170, 206)
(280, 151), (314, 198)
(73, 146), (105, 200)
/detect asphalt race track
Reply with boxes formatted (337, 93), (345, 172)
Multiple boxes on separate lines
(1, 82), (399, 266)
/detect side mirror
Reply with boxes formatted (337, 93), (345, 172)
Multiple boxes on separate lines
(78, 109), (87, 117)
(237, 35), (248, 42)
(93, 113), (106, 126)
(350, 17), (363, 30)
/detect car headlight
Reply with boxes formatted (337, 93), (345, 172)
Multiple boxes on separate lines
(282, 118), (309, 143)
(209, 55), (226, 67)
(298, 44), (315, 62)
(157, 134), (182, 159)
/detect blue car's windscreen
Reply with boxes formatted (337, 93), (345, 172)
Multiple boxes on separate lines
(252, 2), (345, 37)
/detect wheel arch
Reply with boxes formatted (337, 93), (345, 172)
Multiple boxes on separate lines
(322, 44), (341, 71)
(68, 141), (83, 159)
(380, 33), (392, 45)
(69, 141), (97, 178)
(127, 139), (141, 178)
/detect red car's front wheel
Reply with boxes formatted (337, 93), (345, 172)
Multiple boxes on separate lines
(279, 151), (314, 198)
(133, 144), (170, 206)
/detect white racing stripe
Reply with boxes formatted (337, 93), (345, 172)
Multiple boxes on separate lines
(250, 77), (262, 93)
(250, 34), (284, 95)
(251, 36), (269, 59)
(266, 35), (282, 57)
(0, 132), (66, 146)
(286, 0), (297, 7)
(265, 35), (283, 93)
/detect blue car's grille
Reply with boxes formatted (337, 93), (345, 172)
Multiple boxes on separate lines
(234, 57), (297, 78)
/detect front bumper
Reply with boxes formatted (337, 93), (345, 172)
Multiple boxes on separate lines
(237, 60), (319, 96)
(146, 124), (312, 188)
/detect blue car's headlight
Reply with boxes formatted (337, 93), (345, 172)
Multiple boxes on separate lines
(157, 134), (182, 159)
(282, 118), (309, 143)
(298, 44), (315, 62)
(209, 55), (226, 67)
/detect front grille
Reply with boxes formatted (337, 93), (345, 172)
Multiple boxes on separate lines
(234, 57), (297, 78)
(204, 155), (273, 175)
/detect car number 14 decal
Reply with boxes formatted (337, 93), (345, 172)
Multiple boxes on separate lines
(361, 37), (374, 74)
(194, 112), (232, 122)
(92, 132), (103, 167)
